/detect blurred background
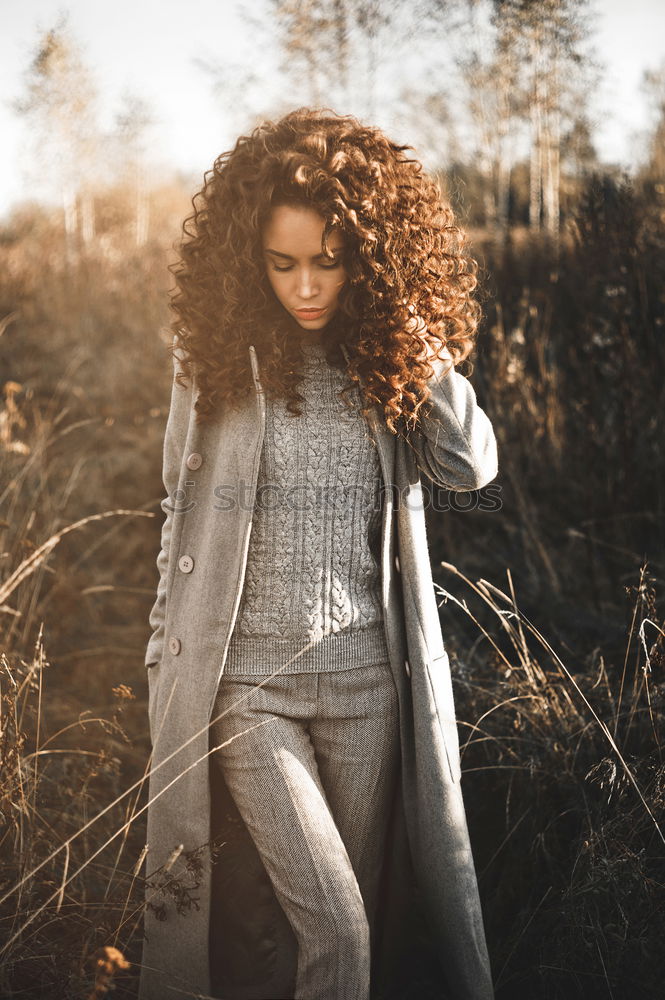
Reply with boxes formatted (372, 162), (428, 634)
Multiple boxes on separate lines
(3, 0), (665, 229)
(1, 1), (664, 998)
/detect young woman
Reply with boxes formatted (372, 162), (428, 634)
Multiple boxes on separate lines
(139, 107), (498, 1000)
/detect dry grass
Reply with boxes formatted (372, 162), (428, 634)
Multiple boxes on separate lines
(437, 563), (664, 999)
(0, 172), (663, 998)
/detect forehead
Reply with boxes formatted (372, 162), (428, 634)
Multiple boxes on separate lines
(261, 204), (345, 249)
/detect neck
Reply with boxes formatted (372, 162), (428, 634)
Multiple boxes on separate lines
(298, 329), (327, 348)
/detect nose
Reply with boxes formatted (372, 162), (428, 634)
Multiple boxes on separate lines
(296, 267), (318, 300)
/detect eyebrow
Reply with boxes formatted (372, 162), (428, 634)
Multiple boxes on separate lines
(264, 247), (344, 260)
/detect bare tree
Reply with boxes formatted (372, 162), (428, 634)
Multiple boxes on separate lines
(457, 43), (521, 238)
(423, 0), (522, 239)
(270, 0), (400, 120)
(351, 0), (393, 120)
(492, 0), (597, 238)
(198, 0), (443, 164)
(270, 0), (333, 106)
(393, 87), (461, 172)
(640, 60), (665, 182)
(14, 12), (102, 261)
(193, 2), (288, 148)
(114, 92), (157, 247)
(421, 0), (599, 239)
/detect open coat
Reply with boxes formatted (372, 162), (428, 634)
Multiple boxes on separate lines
(139, 337), (499, 1000)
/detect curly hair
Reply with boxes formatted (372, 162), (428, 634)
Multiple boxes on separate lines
(168, 106), (482, 435)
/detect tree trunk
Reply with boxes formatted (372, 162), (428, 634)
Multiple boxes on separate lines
(136, 162), (149, 247)
(529, 32), (543, 232)
(496, 150), (511, 240)
(63, 184), (78, 265)
(80, 190), (95, 245)
(529, 101), (542, 231)
(543, 54), (561, 243)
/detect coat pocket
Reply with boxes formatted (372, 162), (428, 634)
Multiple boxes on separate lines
(147, 662), (161, 746)
(427, 651), (462, 784)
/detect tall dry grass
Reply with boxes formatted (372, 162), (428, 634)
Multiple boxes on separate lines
(438, 563), (664, 999)
(0, 173), (663, 998)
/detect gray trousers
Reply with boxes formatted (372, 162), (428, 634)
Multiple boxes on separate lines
(209, 662), (401, 1000)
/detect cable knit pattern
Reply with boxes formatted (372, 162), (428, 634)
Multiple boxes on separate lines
(224, 336), (389, 673)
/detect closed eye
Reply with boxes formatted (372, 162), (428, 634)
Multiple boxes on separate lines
(271, 260), (343, 273)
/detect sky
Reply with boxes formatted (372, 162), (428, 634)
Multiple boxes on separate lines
(1, 0), (665, 222)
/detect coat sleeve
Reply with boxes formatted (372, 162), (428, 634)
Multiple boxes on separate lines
(404, 348), (498, 491)
(144, 341), (193, 670)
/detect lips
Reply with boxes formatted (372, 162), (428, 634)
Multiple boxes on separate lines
(295, 307), (326, 318)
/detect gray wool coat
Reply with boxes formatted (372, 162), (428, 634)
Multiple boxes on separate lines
(139, 336), (499, 1000)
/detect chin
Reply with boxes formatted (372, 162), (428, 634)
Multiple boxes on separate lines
(296, 314), (330, 328)
(284, 307), (344, 340)
(295, 314), (336, 333)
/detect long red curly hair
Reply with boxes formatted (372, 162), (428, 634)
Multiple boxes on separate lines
(168, 106), (481, 435)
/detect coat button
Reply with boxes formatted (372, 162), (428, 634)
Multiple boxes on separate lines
(178, 554), (194, 573)
(168, 636), (181, 655)
(186, 452), (203, 470)
(404, 658), (411, 677)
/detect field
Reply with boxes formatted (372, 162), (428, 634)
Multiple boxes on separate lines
(0, 171), (663, 999)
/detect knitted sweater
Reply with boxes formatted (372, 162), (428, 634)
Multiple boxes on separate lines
(224, 336), (390, 674)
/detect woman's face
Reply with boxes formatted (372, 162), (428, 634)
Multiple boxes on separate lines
(261, 204), (347, 332)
